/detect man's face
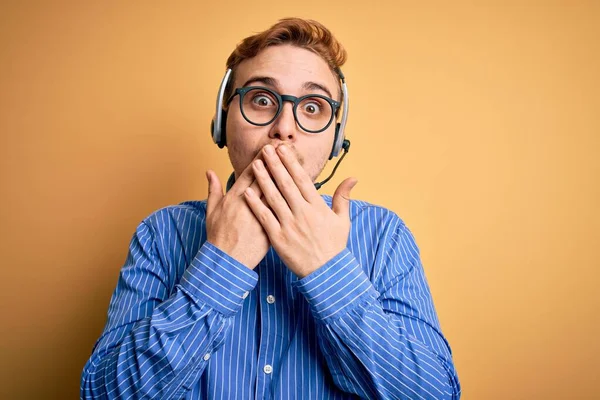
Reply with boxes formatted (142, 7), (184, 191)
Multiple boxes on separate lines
(225, 44), (340, 181)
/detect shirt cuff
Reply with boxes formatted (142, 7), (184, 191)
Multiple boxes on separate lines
(178, 241), (258, 316)
(294, 248), (377, 321)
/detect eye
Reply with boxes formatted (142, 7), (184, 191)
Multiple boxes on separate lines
(252, 94), (276, 107)
(302, 101), (321, 114)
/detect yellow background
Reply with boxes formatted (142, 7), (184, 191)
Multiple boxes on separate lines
(1, 1), (598, 399)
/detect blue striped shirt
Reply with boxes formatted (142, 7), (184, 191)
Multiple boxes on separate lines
(81, 196), (460, 399)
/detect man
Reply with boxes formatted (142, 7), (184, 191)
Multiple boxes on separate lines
(81, 18), (460, 399)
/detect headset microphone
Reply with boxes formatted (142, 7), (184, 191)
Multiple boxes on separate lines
(314, 139), (350, 190)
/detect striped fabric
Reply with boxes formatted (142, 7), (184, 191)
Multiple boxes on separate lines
(81, 196), (460, 399)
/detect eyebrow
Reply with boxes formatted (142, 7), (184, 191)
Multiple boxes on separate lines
(241, 76), (335, 100)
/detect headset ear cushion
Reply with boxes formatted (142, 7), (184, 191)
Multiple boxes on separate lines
(329, 122), (341, 160)
(218, 110), (228, 148)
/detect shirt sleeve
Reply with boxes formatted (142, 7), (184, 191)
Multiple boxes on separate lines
(80, 221), (258, 399)
(294, 215), (461, 400)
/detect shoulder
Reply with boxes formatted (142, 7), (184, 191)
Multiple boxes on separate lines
(137, 200), (208, 234)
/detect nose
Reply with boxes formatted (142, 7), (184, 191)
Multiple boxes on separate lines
(268, 101), (297, 142)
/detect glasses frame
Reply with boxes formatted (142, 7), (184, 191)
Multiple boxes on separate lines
(226, 86), (341, 134)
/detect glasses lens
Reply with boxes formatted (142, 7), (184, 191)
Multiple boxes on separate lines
(241, 88), (279, 125)
(296, 96), (334, 132)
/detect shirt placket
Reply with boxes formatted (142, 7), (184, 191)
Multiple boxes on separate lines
(254, 252), (278, 400)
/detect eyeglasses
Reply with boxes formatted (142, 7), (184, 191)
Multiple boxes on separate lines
(226, 86), (341, 134)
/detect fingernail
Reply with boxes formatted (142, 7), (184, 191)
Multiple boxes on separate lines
(278, 145), (288, 154)
(254, 159), (264, 170)
(264, 145), (274, 155)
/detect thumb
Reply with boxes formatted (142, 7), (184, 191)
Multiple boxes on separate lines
(206, 170), (223, 215)
(332, 177), (358, 217)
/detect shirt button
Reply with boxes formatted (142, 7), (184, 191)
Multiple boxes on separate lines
(266, 295), (275, 304)
(242, 291), (249, 299)
(203, 353), (211, 361)
(263, 364), (273, 374)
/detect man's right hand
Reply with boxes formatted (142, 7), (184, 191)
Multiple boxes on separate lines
(205, 159), (270, 269)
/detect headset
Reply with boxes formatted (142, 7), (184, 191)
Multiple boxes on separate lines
(210, 67), (351, 189)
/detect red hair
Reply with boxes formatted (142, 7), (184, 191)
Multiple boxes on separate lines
(224, 18), (347, 101)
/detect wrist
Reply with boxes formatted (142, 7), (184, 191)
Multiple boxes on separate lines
(207, 238), (247, 267)
(290, 249), (345, 278)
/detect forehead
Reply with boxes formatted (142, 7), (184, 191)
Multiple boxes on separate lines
(234, 44), (339, 97)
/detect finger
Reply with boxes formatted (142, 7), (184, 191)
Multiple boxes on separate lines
(248, 179), (271, 209)
(332, 177), (358, 217)
(262, 145), (305, 211)
(252, 159), (293, 223)
(230, 152), (265, 196)
(206, 170), (224, 215)
(276, 143), (321, 204)
(244, 186), (281, 237)
(249, 179), (267, 204)
(246, 179), (271, 218)
(249, 179), (262, 198)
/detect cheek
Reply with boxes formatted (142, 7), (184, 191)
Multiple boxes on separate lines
(226, 111), (265, 172)
(301, 133), (335, 178)
(226, 110), (251, 149)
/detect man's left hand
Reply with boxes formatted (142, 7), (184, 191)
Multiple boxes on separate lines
(244, 144), (357, 278)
